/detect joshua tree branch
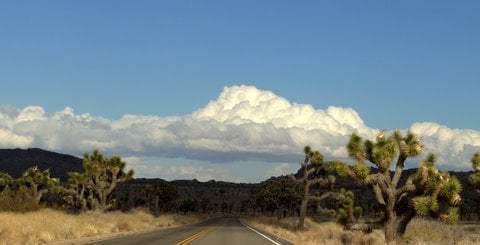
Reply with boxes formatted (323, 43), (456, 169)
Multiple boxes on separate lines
(392, 154), (407, 189)
(373, 183), (386, 206)
(395, 174), (417, 198)
(308, 192), (344, 203)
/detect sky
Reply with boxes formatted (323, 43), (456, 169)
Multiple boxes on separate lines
(0, 1), (479, 182)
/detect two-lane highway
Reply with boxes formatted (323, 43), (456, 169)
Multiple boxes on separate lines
(88, 217), (289, 245)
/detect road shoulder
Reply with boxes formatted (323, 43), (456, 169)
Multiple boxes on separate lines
(239, 219), (295, 245)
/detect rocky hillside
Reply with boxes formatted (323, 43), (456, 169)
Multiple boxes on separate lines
(0, 148), (83, 181)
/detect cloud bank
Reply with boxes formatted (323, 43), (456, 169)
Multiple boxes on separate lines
(0, 85), (479, 172)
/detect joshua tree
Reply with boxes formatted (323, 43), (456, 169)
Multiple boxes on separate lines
(68, 150), (134, 212)
(336, 188), (362, 229)
(344, 131), (462, 244)
(257, 176), (302, 221)
(469, 152), (480, 219)
(16, 166), (60, 204)
(290, 146), (344, 230)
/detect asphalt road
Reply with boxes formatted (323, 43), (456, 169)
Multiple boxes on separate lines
(88, 217), (290, 245)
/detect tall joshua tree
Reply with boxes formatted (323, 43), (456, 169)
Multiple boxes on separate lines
(69, 150), (134, 212)
(469, 153), (480, 219)
(344, 131), (461, 244)
(290, 146), (344, 230)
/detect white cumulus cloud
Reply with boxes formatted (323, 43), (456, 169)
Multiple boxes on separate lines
(0, 85), (479, 174)
(410, 122), (480, 168)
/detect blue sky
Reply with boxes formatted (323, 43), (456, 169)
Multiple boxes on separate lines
(1, 1), (480, 182)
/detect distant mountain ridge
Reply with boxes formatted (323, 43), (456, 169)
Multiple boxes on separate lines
(0, 148), (83, 181)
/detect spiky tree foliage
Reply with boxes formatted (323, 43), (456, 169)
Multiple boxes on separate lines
(411, 154), (462, 223)
(65, 172), (90, 212)
(257, 176), (303, 221)
(345, 131), (462, 244)
(68, 150), (134, 212)
(337, 188), (362, 229)
(469, 153), (480, 219)
(0, 172), (14, 192)
(290, 146), (344, 230)
(16, 166), (60, 204)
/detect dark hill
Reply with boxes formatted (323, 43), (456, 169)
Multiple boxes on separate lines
(0, 148), (83, 181)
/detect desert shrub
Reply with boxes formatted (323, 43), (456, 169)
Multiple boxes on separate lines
(0, 188), (41, 212)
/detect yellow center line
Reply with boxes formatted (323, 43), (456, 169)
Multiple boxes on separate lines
(176, 226), (216, 245)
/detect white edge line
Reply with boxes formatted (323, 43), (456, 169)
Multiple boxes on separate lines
(240, 220), (282, 245)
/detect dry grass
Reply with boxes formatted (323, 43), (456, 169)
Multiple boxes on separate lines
(245, 216), (480, 245)
(402, 218), (480, 245)
(243, 216), (384, 245)
(0, 208), (204, 245)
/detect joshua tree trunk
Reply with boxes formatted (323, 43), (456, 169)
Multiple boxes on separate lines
(397, 208), (416, 236)
(384, 191), (398, 244)
(297, 179), (311, 229)
(98, 192), (108, 211)
(384, 211), (397, 245)
(298, 196), (308, 229)
(383, 209), (416, 244)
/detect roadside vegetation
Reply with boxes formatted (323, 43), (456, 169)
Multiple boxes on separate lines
(0, 150), (205, 244)
(244, 216), (480, 245)
(0, 208), (204, 244)
(0, 132), (479, 244)
(244, 216), (384, 245)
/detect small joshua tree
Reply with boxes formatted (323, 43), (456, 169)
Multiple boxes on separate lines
(337, 188), (362, 229)
(344, 131), (462, 244)
(16, 166), (60, 204)
(290, 146), (344, 230)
